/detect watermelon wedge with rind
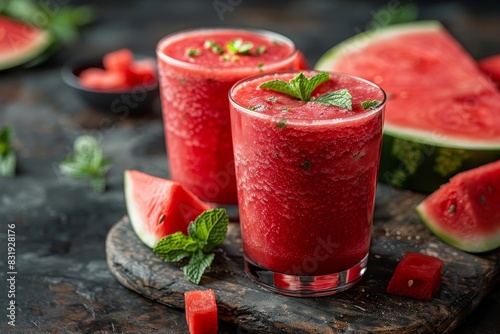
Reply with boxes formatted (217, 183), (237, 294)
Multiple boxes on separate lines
(0, 15), (53, 70)
(416, 160), (500, 253)
(315, 21), (500, 192)
(124, 170), (211, 248)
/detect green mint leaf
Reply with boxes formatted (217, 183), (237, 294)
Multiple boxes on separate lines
(255, 45), (266, 55)
(186, 48), (201, 57)
(313, 89), (353, 110)
(259, 79), (298, 99)
(361, 100), (382, 109)
(153, 232), (195, 262)
(0, 126), (15, 177)
(277, 118), (288, 128)
(59, 135), (112, 193)
(227, 38), (253, 55)
(204, 39), (224, 54)
(259, 72), (329, 102)
(187, 221), (197, 238)
(191, 208), (228, 252)
(182, 250), (215, 284)
(0, 152), (16, 177)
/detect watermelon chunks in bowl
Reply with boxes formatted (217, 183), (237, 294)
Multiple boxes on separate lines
(124, 170), (211, 248)
(79, 48), (157, 91)
(184, 289), (218, 334)
(387, 252), (443, 301)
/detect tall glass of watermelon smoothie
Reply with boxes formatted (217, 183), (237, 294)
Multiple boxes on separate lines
(156, 29), (298, 205)
(229, 71), (386, 296)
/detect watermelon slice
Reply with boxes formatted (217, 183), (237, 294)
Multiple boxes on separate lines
(386, 252), (443, 301)
(294, 50), (310, 70)
(124, 170), (211, 248)
(0, 15), (52, 70)
(315, 21), (500, 192)
(416, 160), (500, 253)
(184, 289), (218, 334)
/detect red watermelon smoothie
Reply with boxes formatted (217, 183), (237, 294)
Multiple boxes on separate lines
(156, 29), (297, 205)
(229, 71), (385, 296)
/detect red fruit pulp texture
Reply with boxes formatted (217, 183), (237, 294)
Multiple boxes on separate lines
(386, 252), (443, 301)
(184, 289), (218, 334)
(157, 29), (299, 204)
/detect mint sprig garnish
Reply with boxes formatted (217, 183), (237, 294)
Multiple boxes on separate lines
(259, 72), (354, 110)
(59, 135), (112, 193)
(260, 72), (329, 102)
(0, 126), (16, 177)
(361, 100), (382, 109)
(313, 89), (353, 110)
(153, 208), (229, 284)
(204, 39), (224, 54)
(227, 38), (253, 55)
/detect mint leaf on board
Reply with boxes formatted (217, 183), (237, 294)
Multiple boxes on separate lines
(259, 72), (329, 102)
(153, 208), (229, 284)
(361, 100), (382, 109)
(59, 135), (112, 193)
(0, 126), (16, 177)
(154, 232), (193, 262)
(190, 208), (229, 252)
(183, 251), (216, 285)
(313, 89), (353, 110)
(227, 38), (253, 55)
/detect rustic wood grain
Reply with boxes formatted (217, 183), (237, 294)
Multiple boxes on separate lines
(105, 185), (500, 334)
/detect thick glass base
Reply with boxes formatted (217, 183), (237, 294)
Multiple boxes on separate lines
(244, 254), (368, 297)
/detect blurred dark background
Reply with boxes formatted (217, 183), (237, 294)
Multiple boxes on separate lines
(57, 0), (500, 65)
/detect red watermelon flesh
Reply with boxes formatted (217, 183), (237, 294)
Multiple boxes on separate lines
(124, 170), (211, 248)
(0, 15), (52, 70)
(184, 289), (218, 334)
(416, 160), (500, 253)
(478, 55), (500, 86)
(387, 252), (443, 301)
(294, 50), (310, 70)
(315, 21), (500, 147)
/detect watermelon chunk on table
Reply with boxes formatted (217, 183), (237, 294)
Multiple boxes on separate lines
(416, 160), (500, 253)
(185, 289), (218, 334)
(124, 170), (211, 248)
(387, 252), (443, 301)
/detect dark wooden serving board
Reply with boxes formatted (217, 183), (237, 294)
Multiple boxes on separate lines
(106, 185), (500, 333)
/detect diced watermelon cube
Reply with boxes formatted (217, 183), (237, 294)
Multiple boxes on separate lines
(103, 48), (134, 73)
(79, 67), (129, 91)
(386, 252), (443, 301)
(184, 289), (218, 334)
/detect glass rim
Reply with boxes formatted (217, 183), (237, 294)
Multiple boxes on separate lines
(156, 27), (298, 73)
(229, 70), (387, 125)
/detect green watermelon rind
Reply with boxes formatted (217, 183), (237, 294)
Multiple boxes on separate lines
(379, 132), (500, 193)
(0, 18), (53, 71)
(415, 201), (500, 253)
(124, 170), (158, 248)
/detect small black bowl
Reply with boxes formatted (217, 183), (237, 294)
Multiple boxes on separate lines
(61, 54), (159, 111)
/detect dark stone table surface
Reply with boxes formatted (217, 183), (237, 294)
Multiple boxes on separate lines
(1, 0), (499, 333)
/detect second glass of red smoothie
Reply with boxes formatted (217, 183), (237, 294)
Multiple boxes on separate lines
(156, 28), (298, 206)
(229, 70), (386, 296)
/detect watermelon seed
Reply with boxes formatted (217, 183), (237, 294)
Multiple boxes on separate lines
(158, 214), (165, 225)
(488, 185), (493, 193)
(407, 280), (414, 287)
(479, 194), (486, 205)
(449, 204), (456, 215)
